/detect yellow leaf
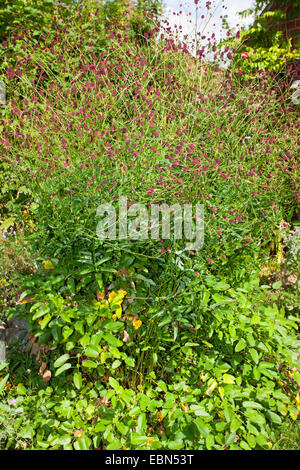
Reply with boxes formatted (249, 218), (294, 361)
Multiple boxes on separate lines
(115, 306), (122, 318)
(108, 291), (117, 301)
(206, 380), (217, 395)
(42, 260), (54, 270)
(118, 289), (127, 296)
(222, 374), (236, 384)
(132, 317), (142, 330)
(96, 290), (105, 301)
(156, 411), (163, 422)
(20, 297), (35, 305)
(147, 437), (155, 446)
(108, 290), (127, 305)
(289, 410), (298, 421)
(295, 393), (300, 411)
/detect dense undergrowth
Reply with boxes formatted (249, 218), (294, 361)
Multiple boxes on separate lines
(0, 3), (299, 450)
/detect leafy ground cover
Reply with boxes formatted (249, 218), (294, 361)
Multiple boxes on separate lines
(0, 2), (299, 450)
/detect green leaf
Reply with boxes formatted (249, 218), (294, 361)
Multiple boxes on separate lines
(249, 348), (259, 363)
(116, 422), (128, 435)
(225, 431), (236, 447)
(103, 333), (123, 348)
(216, 422), (227, 432)
(95, 273), (104, 291)
(230, 417), (242, 433)
(131, 434), (148, 446)
(32, 305), (50, 321)
(190, 405), (210, 417)
(55, 363), (72, 376)
(246, 433), (256, 448)
(40, 313), (52, 330)
(243, 401), (263, 409)
(85, 346), (100, 358)
(212, 293), (233, 304)
(206, 434), (215, 450)
(73, 372), (82, 390)
(124, 356), (135, 367)
(107, 440), (122, 450)
(67, 277), (75, 295)
(51, 326), (61, 342)
(214, 282), (230, 291)
(19, 424), (34, 440)
(54, 354), (70, 368)
(16, 384), (27, 395)
(195, 418), (210, 437)
(157, 380), (167, 392)
(0, 216), (16, 231)
(256, 433), (268, 447)
(0, 374), (9, 394)
(235, 339), (246, 352)
(111, 360), (121, 369)
(240, 440), (252, 450)
(82, 360), (98, 368)
(265, 410), (282, 424)
(245, 410), (265, 425)
(109, 377), (120, 390)
(74, 435), (92, 450)
(62, 326), (74, 339)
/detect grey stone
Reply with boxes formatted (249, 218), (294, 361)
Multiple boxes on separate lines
(0, 340), (6, 363)
(0, 316), (29, 353)
(5, 328), (28, 347)
(7, 317), (29, 330)
(0, 322), (7, 362)
(291, 80), (300, 105)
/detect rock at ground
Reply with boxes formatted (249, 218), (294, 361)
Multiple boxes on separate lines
(0, 321), (6, 363)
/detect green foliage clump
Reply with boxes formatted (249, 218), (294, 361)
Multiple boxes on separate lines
(223, 0), (300, 81)
(1, 270), (299, 450)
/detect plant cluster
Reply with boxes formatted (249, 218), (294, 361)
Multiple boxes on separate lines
(0, 1), (299, 450)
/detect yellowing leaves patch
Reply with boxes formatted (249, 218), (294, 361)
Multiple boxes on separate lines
(132, 317), (142, 330)
(222, 374), (236, 384)
(42, 260), (55, 270)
